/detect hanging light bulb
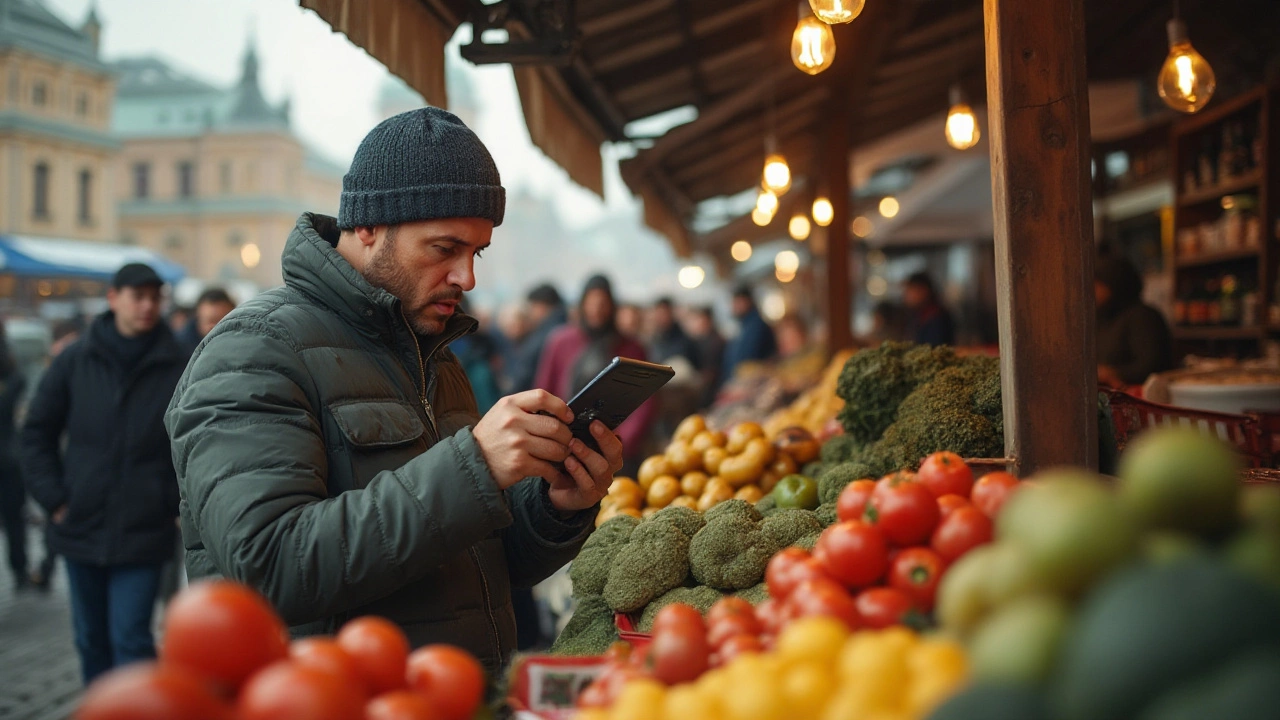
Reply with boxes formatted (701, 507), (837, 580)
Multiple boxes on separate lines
(851, 216), (874, 238)
(775, 249), (801, 274)
(788, 214), (811, 241)
(879, 196), (900, 219)
(762, 153), (792, 195)
(811, 197), (833, 226)
(945, 85), (981, 150)
(1157, 18), (1215, 113)
(731, 240), (753, 262)
(808, 0), (864, 24)
(678, 265), (706, 289)
(752, 207), (773, 227)
(791, 4), (836, 75)
(756, 188), (779, 216)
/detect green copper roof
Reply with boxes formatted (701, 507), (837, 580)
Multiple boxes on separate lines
(0, 0), (107, 71)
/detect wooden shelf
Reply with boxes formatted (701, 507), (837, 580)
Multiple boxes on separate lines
(1177, 170), (1263, 208)
(1175, 247), (1261, 268)
(1172, 325), (1265, 340)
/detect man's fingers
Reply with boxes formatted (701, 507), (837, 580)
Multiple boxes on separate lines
(507, 390), (573, 423)
(563, 454), (598, 494)
(523, 435), (571, 463)
(569, 439), (611, 481)
(525, 414), (574, 446)
(590, 421), (625, 474)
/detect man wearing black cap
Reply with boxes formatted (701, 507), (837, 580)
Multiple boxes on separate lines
(164, 108), (622, 672)
(20, 263), (187, 684)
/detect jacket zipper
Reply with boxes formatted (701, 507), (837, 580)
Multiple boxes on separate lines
(400, 309), (439, 440)
(469, 546), (504, 661)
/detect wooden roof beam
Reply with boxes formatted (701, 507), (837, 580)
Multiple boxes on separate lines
(891, 5), (984, 56)
(671, 91), (828, 186)
(588, 0), (772, 76)
(874, 34), (986, 82)
(579, 0), (676, 36)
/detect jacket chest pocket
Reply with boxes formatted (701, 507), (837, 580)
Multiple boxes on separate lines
(327, 400), (428, 492)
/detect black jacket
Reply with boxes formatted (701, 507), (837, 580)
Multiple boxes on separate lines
(19, 314), (188, 566)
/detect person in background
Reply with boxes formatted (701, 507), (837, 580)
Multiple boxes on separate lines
(507, 284), (566, 394)
(177, 288), (236, 352)
(615, 303), (644, 341)
(647, 297), (700, 369)
(775, 314), (811, 359)
(27, 320), (81, 591)
(167, 307), (191, 336)
(535, 274), (654, 467)
(1095, 253), (1173, 388)
(0, 324), (27, 591)
(450, 306), (504, 414)
(686, 306), (725, 408)
(903, 272), (956, 347)
(20, 263), (187, 683)
(723, 286), (777, 380)
(867, 301), (906, 344)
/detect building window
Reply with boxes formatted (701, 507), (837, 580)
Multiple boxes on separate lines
(165, 234), (183, 249)
(32, 81), (46, 106)
(75, 92), (88, 116)
(178, 161), (195, 198)
(78, 169), (92, 224)
(33, 163), (50, 219)
(227, 231), (243, 248)
(220, 162), (232, 194)
(133, 162), (150, 199)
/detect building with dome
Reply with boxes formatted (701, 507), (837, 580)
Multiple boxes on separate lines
(112, 37), (345, 289)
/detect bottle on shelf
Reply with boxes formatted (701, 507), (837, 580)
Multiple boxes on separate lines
(1220, 275), (1241, 326)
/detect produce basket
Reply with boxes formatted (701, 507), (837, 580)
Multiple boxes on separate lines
(505, 654), (611, 720)
(1105, 389), (1271, 467)
(613, 612), (652, 651)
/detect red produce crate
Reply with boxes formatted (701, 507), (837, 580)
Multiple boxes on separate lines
(1105, 389), (1271, 467)
(505, 654), (611, 720)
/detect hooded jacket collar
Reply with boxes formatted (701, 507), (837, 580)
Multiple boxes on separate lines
(282, 213), (477, 352)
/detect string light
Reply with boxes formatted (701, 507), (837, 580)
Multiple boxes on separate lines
(788, 214), (811, 241)
(731, 240), (753, 262)
(812, 197), (833, 226)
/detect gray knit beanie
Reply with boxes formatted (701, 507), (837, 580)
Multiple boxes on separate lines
(337, 107), (505, 229)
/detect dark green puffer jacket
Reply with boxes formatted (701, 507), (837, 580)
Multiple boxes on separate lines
(165, 213), (595, 673)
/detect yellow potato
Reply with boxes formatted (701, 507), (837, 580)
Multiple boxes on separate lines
(647, 476), (681, 509)
(719, 438), (775, 488)
(669, 495), (699, 510)
(680, 471), (709, 498)
(726, 421), (766, 454)
(664, 440), (703, 476)
(637, 456), (671, 490)
(674, 415), (708, 443)
(703, 447), (730, 476)
(698, 477), (735, 511)
(735, 485), (765, 503)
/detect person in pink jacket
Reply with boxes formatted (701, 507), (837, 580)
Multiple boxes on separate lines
(534, 275), (656, 469)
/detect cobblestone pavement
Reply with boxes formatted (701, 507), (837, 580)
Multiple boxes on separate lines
(0, 529), (80, 720)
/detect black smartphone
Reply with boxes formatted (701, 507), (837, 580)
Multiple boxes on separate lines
(563, 357), (675, 455)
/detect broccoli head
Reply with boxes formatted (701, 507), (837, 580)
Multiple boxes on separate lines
(688, 515), (779, 590)
(649, 504), (706, 538)
(760, 508), (824, 548)
(704, 498), (763, 524)
(815, 502), (839, 527)
(836, 342), (961, 443)
(793, 531), (822, 551)
(550, 595), (619, 656)
(569, 513), (640, 597)
(602, 521), (691, 612)
(817, 460), (877, 505)
(636, 586), (725, 632)
(754, 494), (778, 515)
(733, 582), (770, 606)
(802, 460), (826, 479)
(820, 433), (864, 466)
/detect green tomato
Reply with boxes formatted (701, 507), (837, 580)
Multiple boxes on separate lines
(970, 595), (1073, 684)
(997, 471), (1138, 595)
(1117, 427), (1241, 538)
(773, 474), (819, 510)
(936, 541), (1002, 637)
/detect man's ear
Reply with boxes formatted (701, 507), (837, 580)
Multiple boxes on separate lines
(354, 226), (379, 247)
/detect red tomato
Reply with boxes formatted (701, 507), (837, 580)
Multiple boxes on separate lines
(887, 547), (947, 611)
(651, 603), (706, 636)
(77, 662), (231, 720)
(365, 691), (440, 720)
(788, 577), (860, 630)
(707, 597), (756, 626)
(159, 580), (289, 694)
(931, 505), (995, 561)
(717, 634), (765, 664)
(971, 472), (1020, 519)
(238, 661), (366, 720)
(854, 588), (917, 630)
(836, 479), (878, 523)
(765, 548), (829, 599)
(875, 471), (917, 495)
(936, 494), (971, 518)
(405, 645), (485, 720)
(754, 598), (789, 634)
(917, 452), (975, 498)
(649, 625), (710, 685)
(289, 638), (366, 696)
(337, 617), (410, 696)
(867, 479), (941, 546)
(707, 613), (762, 649)
(812, 521), (889, 589)
(576, 667), (645, 709)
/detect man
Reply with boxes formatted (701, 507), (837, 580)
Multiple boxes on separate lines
(723, 286), (777, 380)
(647, 297), (700, 369)
(506, 284), (566, 393)
(176, 288), (236, 352)
(686, 306), (725, 407)
(1095, 254), (1172, 387)
(903, 272), (956, 346)
(535, 275), (654, 467)
(164, 108), (621, 673)
(20, 263), (187, 683)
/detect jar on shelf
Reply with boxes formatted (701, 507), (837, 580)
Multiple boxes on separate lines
(1178, 227), (1199, 257)
(1220, 195), (1257, 250)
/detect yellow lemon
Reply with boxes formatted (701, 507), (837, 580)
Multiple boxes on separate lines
(609, 678), (666, 720)
(782, 660), (837, 717)
(720, 678), (786, 720)
(664, 684), (723, 720)
(775, 616), (849, 667)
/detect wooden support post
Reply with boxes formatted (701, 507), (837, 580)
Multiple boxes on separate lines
(824, 88), (853, 354)
(985, 0), (1098, 473)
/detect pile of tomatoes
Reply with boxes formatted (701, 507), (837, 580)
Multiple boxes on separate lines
(767, 452), (1018, 632)
(76, 581), (487, 720)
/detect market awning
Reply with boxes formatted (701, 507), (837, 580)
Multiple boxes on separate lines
(0, 236), (186, 284)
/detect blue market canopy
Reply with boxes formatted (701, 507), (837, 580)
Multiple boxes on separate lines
(0, 236), (185, 284)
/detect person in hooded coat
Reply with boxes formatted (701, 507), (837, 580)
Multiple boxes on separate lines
(1095, 254), (1174, 388)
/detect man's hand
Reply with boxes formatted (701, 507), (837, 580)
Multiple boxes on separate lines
(52, 505), (67, 524)
(548, 420), (624, 513)
(473, 390), (575, 489)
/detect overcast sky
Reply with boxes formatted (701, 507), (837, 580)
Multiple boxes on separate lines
(44, 0), (626, 230)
